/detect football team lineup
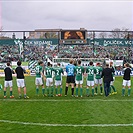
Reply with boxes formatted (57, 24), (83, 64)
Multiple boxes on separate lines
(1, 59), (132, 99)
(0, 73), (132, 133)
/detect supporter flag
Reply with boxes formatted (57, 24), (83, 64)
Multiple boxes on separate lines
(14, 39), (24, 55)
(19, 41), (24, 55)
(94, 49), (97, 56)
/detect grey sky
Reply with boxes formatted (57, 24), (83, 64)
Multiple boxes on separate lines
(1, 0), (132, 31)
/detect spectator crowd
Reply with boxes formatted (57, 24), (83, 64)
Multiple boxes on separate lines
(0, 44), (132, 63)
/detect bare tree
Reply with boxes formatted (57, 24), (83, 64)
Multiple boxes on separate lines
(98, 32), (107, 38)
(0, 26), (8, 39)
(110, 28), (129, 38)
(44, 32), (58, 39)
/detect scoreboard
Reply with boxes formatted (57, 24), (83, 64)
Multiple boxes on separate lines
(60, 30), (87, 44)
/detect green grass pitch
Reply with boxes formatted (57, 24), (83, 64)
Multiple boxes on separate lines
(0, 76), (133, 133)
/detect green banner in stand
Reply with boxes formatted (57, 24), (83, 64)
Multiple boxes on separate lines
(0, 39), (59, 46)
(0, 38), (133, 46)
(87, 38), (133, 46)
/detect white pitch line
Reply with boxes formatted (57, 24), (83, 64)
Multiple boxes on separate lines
(0, 120), (132, 127)
(0, 99), (133, 102)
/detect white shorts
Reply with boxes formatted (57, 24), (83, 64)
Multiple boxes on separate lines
(17, 79), (25, 88)
(4, 80), (13, 88)
(95, 79), (102, 85)
(35, 78), (43, 86)
(122, 80), (131, 87)
(46, 78), (53, 87)
(55, 80), (62, 86)
(76, 80), (83, 85)
(110, 77), (115, 85)
(87, 81), (95, 86)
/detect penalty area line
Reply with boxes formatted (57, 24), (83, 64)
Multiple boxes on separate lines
(0, 120), (133, 127)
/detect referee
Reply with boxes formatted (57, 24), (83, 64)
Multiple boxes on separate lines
(4, 62), (14, 98)
(101, 64), (114, 97)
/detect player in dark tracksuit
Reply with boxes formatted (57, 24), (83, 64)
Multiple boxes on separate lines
(101, 64), (114, 97)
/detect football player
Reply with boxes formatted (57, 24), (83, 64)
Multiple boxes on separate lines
(110, 62), (117, 95)
(122, 63), (131, 96)
(45, 62), (54, 97)
(15, 61), (29, 99)
(86, 61), (96, 97)
(65, 59), (75, 97)
(94, 62), (103, 95)
(35, 61), (46, 96)
(74, 60), (84, 97)
(53, 63), (64, 96)
(4, 62), (15, 98)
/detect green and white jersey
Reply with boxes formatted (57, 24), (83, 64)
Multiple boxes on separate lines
(35, 65), (43, 78)
(54, 67), (63, 81)
(95, 66), (103, 79)
(74, 66), (84, 81)
(86, 66), (96, 81)
(45, 67), (53, 78)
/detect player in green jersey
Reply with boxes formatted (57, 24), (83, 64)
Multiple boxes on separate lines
(94, 63), (103, 95)
(45, 62), (54, 97)
(110, 62), (117, 95)
(86, 61), (96, 97)
(35, 61), (45, 96)
(74, 60), (84, 97)
(54, 63), (64, 96)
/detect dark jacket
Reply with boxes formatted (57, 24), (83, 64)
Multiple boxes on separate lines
(101, 67), (114, 83)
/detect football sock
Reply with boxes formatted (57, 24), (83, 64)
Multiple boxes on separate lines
(47, 88), (49, 95)
(111, 85), (116, 92)
(122, 88), (125, 96)
(100, 86), (103, 93)
(86, 88), (89, 96)
(71, 88), (74, 95)
(10, 91), (12, 96)
(80, 88), (83, 96)
(95, 87), (98, 93)
(65, 87), (68, 95)
(51, 87), (54, 95)
(60, 88), (62, 94)
(24, 94), (27, 97)
(42, 88), (45, 95)
(4, 91), (6, 96)
(55, 88), (58, 95)
(128, 88), (131, 96)
(36, 88), (39, 95)
(92, 88), (94, 96)
(76, 88), (78, 96)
